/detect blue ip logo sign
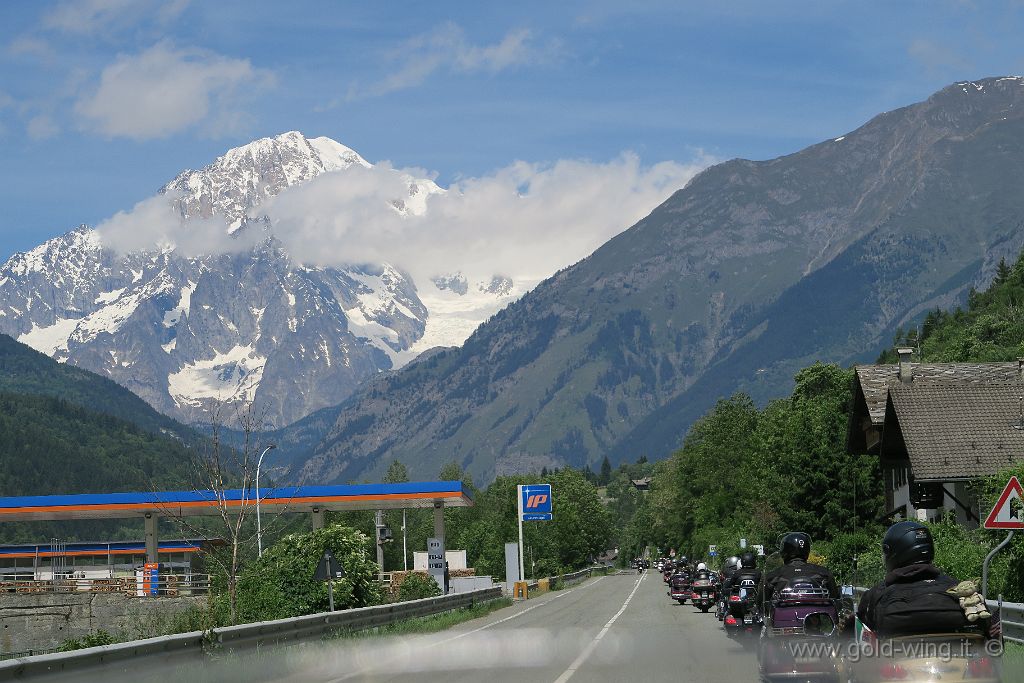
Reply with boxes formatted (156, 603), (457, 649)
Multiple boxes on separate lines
(521, 484), (552, 521)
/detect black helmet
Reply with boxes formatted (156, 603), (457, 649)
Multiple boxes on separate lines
(780, 532), (811, 563)
(882, 521), (934, 572)
(678, 556), (688, 566)
(739, 551), (757, 568)
(724, 555), (741, 572)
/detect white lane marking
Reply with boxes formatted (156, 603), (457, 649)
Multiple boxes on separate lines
(325, 575), (606, 683)
(437, 575), (605, 645)
(552, 571), (646, 683)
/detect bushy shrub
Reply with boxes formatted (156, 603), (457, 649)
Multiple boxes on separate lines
(398, 572), (441, 601)
(236, 524), (383, 622)
(59, 630), (116, 651)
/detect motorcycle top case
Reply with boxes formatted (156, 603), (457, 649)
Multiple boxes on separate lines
(870, 580), (971, 637)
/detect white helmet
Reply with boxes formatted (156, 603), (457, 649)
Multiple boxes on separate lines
(696, 562), (707, 571)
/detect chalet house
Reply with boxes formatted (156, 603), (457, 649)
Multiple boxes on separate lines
(847, 350), (1024, 527)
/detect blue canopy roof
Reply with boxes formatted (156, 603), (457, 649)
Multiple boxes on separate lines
(0, 481), (473, 522)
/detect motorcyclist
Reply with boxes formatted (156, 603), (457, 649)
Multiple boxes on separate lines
(762, 532), (840, 608)
(718, 555), (742, 618)
(734, 551), (762, 589)
(857, 521), (975, 637)
(734, 552), (763, 613)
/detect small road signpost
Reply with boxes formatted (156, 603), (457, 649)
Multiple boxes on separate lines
(982, 476), (1024, 598)
(314, 549), (346, 611)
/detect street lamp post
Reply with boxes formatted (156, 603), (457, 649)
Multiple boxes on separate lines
(256, 444), (277, 558)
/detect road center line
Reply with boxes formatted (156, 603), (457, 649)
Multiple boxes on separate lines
(552, 571), (646, 683)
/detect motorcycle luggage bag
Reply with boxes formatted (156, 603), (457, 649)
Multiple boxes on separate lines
(872, 580), (970, 636)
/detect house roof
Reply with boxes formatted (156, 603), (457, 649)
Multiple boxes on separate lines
(884, 380), (1024, 481)
(855, 362), (1023, 426)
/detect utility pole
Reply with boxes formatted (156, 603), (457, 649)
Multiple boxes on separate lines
(402, 509), (408, 571)
(255, 443), (277, 558)
(375, 509), (385, 573)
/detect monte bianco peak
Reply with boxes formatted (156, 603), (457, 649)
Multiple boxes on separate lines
(0, 132), (519, 428)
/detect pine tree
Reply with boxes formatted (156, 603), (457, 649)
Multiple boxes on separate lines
(994, 256), (1011, 285)
(599, 455), (612, 486)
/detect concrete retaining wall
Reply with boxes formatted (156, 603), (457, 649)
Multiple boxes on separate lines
(0, 593), (206, 655)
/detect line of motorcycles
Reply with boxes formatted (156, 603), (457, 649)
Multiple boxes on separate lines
(653, 558), (1001, 683)
(659, 558), (751, 624)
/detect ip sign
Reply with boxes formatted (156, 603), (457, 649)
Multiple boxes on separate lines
(521, 484), (552, 521)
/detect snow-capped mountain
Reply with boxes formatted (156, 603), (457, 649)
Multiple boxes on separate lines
(0, 132), (520, 427)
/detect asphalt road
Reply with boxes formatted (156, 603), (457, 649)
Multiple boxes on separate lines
(269, 570), (759, 682)
(76, 571), (1022, 682)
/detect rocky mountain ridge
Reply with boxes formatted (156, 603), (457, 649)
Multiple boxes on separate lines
(291, 77), (1024, 482)
(0, 132), (519, 427)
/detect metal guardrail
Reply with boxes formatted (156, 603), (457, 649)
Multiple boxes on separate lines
(991, 598), (1024, 645)
(0, 585), (504, 680)
(554, 566), (606, 587)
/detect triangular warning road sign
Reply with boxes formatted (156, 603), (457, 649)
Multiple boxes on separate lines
(983, 476), (1024, 530)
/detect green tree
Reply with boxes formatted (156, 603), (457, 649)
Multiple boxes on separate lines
(398, 572), (441, 601)
(549, 468), (612, 568)
(599, 455), (612, 486)
(384, 460), (410, 483)
(236, 524), (382, 621)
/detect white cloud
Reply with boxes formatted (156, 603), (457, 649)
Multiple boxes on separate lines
(7, 36), (55, 61)
(99, 152), (713, 286)
(349, 22), (562, 100)
(27, 114), (59, 140)
(43, 0), (188, 35)
(74, 41), (273, 140)
(97, 191), (260, 257)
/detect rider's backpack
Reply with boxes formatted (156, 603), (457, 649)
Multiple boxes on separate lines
(872, 578), (970, 636)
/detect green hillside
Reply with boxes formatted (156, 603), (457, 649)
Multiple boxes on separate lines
(0, 333), (197, 444)
(0, 392), (192, 496)
(879, 254), (1024, 364)
(0, 335), (207, 542)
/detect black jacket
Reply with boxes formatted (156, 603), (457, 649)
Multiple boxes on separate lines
(856, 563), (958, 632)
(727, 569), (763, 596)
(763, 559), (839, 603)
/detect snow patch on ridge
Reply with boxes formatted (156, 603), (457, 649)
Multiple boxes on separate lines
(18, 318), (79, 357)
(168, 344), (267, 406)
(163, 283), (195, 327)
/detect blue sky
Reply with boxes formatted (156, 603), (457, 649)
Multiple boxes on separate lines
(2, 0), (1024, 258)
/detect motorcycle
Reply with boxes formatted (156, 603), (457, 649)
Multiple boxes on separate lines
(847, 631), (1000, 683)
(668, 572), (691, 604)
(723, 578), (759, 639)
(757, 578), (844, 683)
(691, 575), (717, 612)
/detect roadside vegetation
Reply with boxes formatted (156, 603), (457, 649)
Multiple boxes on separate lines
(611, 251), (1024, 601)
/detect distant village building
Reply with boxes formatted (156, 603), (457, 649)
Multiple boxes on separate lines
(631, 477), (652, 491)
(847, 349), (1024, 527)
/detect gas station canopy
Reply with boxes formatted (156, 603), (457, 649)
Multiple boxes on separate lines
(0, 481), (474, 522)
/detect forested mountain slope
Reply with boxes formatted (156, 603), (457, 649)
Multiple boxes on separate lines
(296, 77), (1024, 483)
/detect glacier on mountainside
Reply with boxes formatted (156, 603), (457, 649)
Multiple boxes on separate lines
(0, 132), (520, 427)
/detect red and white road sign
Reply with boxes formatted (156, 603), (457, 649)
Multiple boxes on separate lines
(983, 476), (1024, 530)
